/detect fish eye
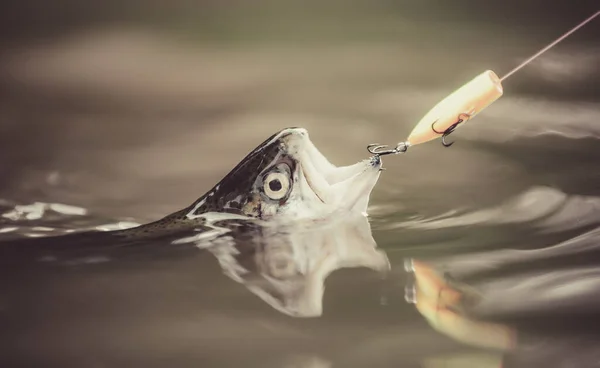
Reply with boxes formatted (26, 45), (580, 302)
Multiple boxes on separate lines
(263, 172), (290, 200)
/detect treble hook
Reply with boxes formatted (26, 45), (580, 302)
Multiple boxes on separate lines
(367, 142), (409, 156)
(431, 113), (471, 147)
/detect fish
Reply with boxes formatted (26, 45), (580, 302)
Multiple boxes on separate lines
(0, 127), (389, 320)
(0, 126), (391, 367)
(0, 127), (383, 263)
(111, 126), (383, 237)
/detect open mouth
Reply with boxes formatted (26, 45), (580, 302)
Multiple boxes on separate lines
(297, 132), (382, 211)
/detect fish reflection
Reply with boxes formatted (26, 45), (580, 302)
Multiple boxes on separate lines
(0, 208), (389, 365)
(0, 207), (389, 320)
(174, 211), (390, 317)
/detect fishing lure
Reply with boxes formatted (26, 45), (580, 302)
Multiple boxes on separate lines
(368, 10), (600, 155)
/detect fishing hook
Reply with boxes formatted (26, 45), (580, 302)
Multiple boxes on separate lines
(431, 113), (471, 147)
(367, 142), (409, 156)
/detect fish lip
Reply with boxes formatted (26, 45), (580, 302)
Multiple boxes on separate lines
(303, 167), (327, 204)
(297, 134), (381, 210)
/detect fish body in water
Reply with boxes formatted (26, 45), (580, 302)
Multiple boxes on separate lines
(1, 127), (383, 261)
(0, 127), (389, 318)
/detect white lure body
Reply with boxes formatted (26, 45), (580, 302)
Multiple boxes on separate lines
(406, 70), (504, 146)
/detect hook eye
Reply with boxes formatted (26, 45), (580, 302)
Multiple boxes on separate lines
(367, 144), (397, 155)
(367, 143), (408, 156)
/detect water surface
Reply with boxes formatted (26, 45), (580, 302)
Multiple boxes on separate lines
(1, 8), (600, 367)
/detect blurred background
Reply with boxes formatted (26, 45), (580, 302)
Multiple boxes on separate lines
(0, 1), (599, 367)
(0, 0), (598, 223)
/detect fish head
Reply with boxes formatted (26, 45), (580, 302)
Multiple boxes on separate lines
(186, 127), (382, 221)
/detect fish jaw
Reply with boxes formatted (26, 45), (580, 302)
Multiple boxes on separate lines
(278, 130), (382, 220)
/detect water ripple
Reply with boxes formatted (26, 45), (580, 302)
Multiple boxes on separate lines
(0, 199), (140, 238)
(378, 186), (600, 233)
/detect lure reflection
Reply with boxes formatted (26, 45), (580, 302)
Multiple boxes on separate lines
(176, 211), (390, 317)
(421, 352), (505, 368)
(405, 258), (517, 351)
(406, 232), (600, 368)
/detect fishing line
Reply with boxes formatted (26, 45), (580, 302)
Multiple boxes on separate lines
(501, 10), (600, 82)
